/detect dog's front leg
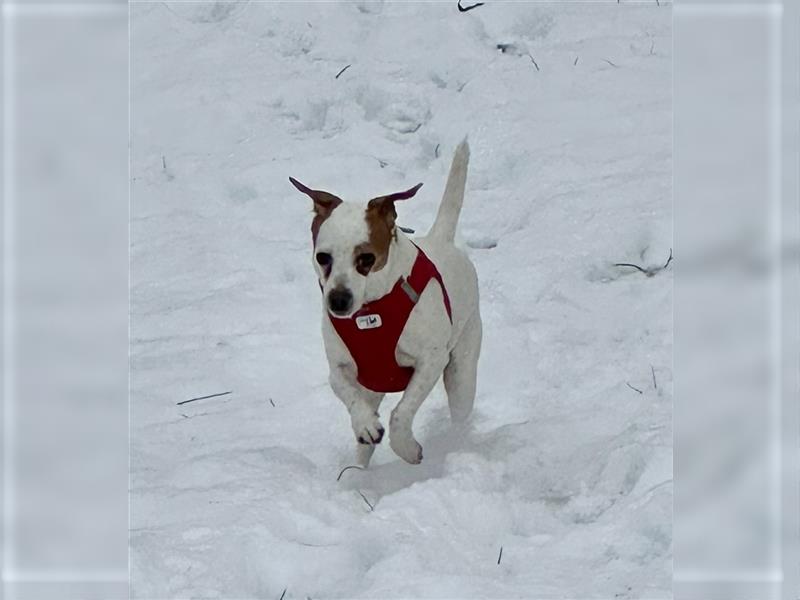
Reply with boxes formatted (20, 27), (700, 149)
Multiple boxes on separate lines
(329, 365), (385, 467)
(389, 354), (448, 465)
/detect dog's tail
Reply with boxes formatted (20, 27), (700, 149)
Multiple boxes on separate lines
(429, 137), (470, 242)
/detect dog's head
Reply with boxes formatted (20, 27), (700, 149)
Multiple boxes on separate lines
(289, 177), (422, 318)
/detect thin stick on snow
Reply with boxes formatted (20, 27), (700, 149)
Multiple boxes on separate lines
(603, 59), (619, 68)
(527, 54), (540, 71)
(497, 546), (503, 565)
(626, 382), (643, 395)
(358, 491), (375, 512)
(335, 64), (351, 79)
(176, 391), (232, 406)
(650, 365), (657, 390)
(457, 0), (484, 12)
(435, 143), (440, 158)
(613, 261), (648, 274)
(161, 155), (167, 170)
(279, 588), (287, 600)
(650, 41), (655, 55)
(614, 248), (673, 278)
(574, 56), (579, 66)
(269, 398), (276, 407)
(336, 465), (364, 481)
(662, 248), (674, 270)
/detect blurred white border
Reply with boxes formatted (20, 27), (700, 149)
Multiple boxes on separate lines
(673, 1), (798, 599)
(1, 2), (128, 599)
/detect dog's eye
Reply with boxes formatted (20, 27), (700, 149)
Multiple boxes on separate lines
(316, 252), (332, 267)
(357, 253), (376, 269)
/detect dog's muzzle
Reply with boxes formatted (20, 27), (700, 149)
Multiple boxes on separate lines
(327, 288), (353, 317)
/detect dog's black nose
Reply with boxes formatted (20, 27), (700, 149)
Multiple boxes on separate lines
(328, 288), (353, 315)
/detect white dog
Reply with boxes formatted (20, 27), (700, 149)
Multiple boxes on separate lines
(289, 139), (481, 466)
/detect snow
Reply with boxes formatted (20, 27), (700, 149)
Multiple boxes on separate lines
(131, 2), (672, 598)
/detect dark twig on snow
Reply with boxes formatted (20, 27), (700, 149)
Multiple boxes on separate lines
(614, 262), (648, 274)
(279, 588), (287, 600)
(574, 56), (579, 66)
(335, 64), (351, 79)
(497, 546), (503, 565)
(614, 248), (673, 278)
(626, 382), (643, 395)
(603, 58), (619, 68)
(177, 391), (232, 406)
(651, 365), (657, 390)
(336, 464), (364, 481)
(650, 40), (655, 55)
(269, 398), (276, 407)
(457, 0), (484, 12)
(162, 155), (167, 170)
(358, 490), (375, 511)
(181, 412), (210, 419)
(662, 248), (674, 270)
(527, 54), (540, 71)
(435, 143), (440, 158)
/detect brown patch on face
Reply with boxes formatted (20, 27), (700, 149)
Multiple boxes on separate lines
(288, 177), (343, 245)
(363, 203), (395, 273)
(364, 182), (424, 273)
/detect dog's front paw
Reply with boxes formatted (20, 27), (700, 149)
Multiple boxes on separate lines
(351, 410), (384, 445)
(389, 434), (423, 465)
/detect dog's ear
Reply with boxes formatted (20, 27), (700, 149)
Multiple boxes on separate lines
(367, 183), (423, 228)
(289, 177), (343, 219)
(369, 183), (423, 206)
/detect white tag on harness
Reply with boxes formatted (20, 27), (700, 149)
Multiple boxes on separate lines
(355, 314), (382, 330)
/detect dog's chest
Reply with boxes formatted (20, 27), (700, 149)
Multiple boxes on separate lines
(327, 246), (452, 394)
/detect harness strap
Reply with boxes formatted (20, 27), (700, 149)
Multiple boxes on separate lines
(405, 244), (453, 322)
(400, 279), (419, 303)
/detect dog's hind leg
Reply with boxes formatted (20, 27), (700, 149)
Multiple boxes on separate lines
(444, 311), (482, 423)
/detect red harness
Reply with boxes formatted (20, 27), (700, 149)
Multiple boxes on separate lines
(328, 245), (452, 394)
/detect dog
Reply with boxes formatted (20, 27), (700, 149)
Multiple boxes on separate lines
(289, 139), (481, 466)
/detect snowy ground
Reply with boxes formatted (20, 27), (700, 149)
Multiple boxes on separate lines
(130, 2), (672, 598)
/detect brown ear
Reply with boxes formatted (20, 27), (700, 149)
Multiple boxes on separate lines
(369, 182), (423, 205)
(289, 176), (343, 219)
(366, 183), (423, 228)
